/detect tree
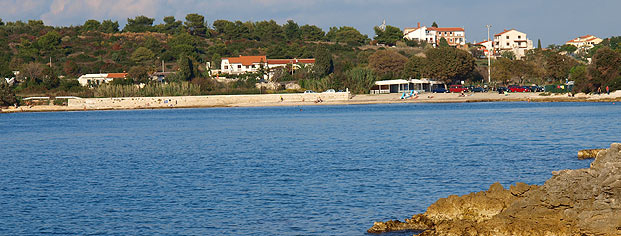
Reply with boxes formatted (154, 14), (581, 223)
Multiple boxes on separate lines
(37, 30), (61, 51)
(500, 51), (516, 60)
(158, 16), (182, 34)
(128, 66), (150, 84)
(0, 80), (16, 106)
(537, 39), (542, 49)
(588, 47), (621, 90)
(344, 67), (377, 94)
(570, 65), (590, 92)
(314, 47), (334, 78)
(124, 15), (154, 32)
(185, 13), (207, 36)
(101, 20), (119, 33)
(559, 44), (578, 54)
(424, 47), (475, 84)
(545, 53), (576, 83)
(438, 37), (449, 48)
(21, 62), (45, 82)
(368, 50), (408, 80)
(176, 55), (194, 81)
(131, 47), (155, 64)
(300, 25), (325, 41)
(82, 19), (101, 32)
(491, 57), (513, 85)
(431, 21), (438, 28)
(326, 26), (367, 46)
(253, 20), (284, 41)
(283, 20), (301, 41)
(403, 55), (427, 79)
(374, 25), (402, 46)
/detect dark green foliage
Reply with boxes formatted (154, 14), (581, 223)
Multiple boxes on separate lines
(344, 67), (377, 94)
(158, 16), (182, 34)
(131, 47), (155, 64)
(368, 50), (408, 80)
(313, 46), (334, 78)
(431, 21), (438, 28)
(0, 80), (17, 106)
(587, 47), (621, 90)
(424, 47), (475, 84)
(545, 53), (576, 82)
(559, 44), (578, 53)
(37, 31), (61, 50)
(185, 13), (207, 36)
(326, 26), (367, 46)
(438, 37), (449, 48)
(537, 39), (542, 49)
(176, 55), (194, 81)
(124, 15), (154, 32)
(300, 25), (325, 41)
(82, 20), (101, 32)
(374, 25), (402, 46)
(128, 66), (150, 83)
(284, 20), (301, 41)
(403, 55), (427, 79)
(254, 20), (285, 41)
(100, 20), (120, 33)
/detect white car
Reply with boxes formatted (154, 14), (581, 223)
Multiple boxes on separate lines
(323, 89), (336, 93)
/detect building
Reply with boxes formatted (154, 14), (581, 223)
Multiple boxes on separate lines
(218, 56), (315, 80)
(493, 29), (533, 59)
(566, 35), (603, 51)
(403, 22), (466, 47)
(370, 78), (445, 94)
(474, 40), (494, 57)
(78, 73), (128, 87)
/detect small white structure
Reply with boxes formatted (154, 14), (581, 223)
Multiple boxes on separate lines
(566, 35), (603, 51)
(404, 22), (466, 47)
(370, 78), (444, 94)
(78, 73), (127, 87)
(3, 77), (15, 85)
(493, 29), (533, 59)
(219, 56), (315, 80)
(474, 40), (494, 57)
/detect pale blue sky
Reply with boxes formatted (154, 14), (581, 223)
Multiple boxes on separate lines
(1, 0), (619, 45)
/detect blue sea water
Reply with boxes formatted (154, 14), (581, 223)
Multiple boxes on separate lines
(1, 102), (620, 235)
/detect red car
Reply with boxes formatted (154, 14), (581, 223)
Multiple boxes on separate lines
(508, 85), (530, 92)
(449, 85), (468, 93)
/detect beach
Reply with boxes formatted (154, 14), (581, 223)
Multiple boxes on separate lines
(2, 91), (620, 113)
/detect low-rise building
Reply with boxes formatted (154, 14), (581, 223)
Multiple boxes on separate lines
(78, 73), (128, 87)
(404, 22), (466, 47)
(219, 56), (315, 80)
(566, 35), (603, 51)
(493, 29), (533, 59)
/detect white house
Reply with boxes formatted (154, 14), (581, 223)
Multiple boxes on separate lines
(78, 73), (127, 87)
(404, 22), (466, 47)
(493, 29), (533, 59)
(474, 40), (494, 57)
(566, 35), (603, 51)
(218, 56), (315, 80)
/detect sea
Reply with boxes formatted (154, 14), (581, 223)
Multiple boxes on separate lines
(1, 102), (619, 235)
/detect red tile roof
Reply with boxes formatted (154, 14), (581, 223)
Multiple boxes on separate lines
(267, 59), (315, 64)
(494, 29), (513, 36)
(474, 40), (491, 45)
(224, 56), (267, 66)
(429, 27), (464, 32)
(106, 73), (128, 78)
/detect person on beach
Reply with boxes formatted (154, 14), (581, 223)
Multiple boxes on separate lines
(606, 86), (610, 95)
(598, 87), (601, 95)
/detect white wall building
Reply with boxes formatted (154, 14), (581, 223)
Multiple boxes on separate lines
(78, 73), (127, 87)
(566, 35), (603, 51)
(404, 23), (466, 47)
(218, 56), (315, 80)
(493, 29), (533, 59)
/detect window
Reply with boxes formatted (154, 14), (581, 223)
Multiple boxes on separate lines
(450, 38), (453, 42)
(450, 32), (453, 35)
(238, 65), (242, 69)
(506, 43), (510, 46)
(224, 66), (228, 69)
(518, 35), (521, 39)
(506, 36), (509, 39)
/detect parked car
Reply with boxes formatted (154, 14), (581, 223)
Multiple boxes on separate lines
(528, 86), (544, 92)
(471, 87), (487, 92)
(432, 87), (449, 93)
(508, 85), (529, 92)
(304, 90), (316, 93)
(497, 87), (508, 94)
(449, 85), (468, 93)
(323, 89), (336, 93)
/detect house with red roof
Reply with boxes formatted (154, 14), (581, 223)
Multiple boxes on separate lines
(77, 73), (128, 87)
(565, 35), (602, 50)
(219, 55), (315, 80)
(493, 29), (533, 59)
(403, 22), (466, 47)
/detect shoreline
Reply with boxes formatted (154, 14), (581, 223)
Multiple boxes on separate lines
(2, 92), (620, 113)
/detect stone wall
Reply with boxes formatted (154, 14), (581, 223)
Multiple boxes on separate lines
(67, 92), (350, 110)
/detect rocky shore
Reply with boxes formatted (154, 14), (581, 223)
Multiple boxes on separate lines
(368, 143), (621, 236)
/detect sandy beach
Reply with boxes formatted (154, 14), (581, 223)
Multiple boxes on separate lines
(2, 91), (620, 113)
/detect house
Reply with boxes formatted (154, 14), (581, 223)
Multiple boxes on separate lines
(474, 40), (494, 57)
(404, 22), (466, 47)
(78, 73), (128, 87)
(219, 56), (315, 80)
(566, 35), (602, 51)
(370, 78), (445, 94)
(493, 29), (533, 59)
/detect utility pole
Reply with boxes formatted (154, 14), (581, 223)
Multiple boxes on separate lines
(162, 60), (165, 73)
(486, 24), (492, 84)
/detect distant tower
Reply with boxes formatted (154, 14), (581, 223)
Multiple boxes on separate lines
(379, 19), (386, 31)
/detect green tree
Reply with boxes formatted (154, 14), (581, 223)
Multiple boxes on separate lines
(588, 47), (621, 90)
(0, 80), (16, 106)
(211, 53), (221, 70)
(559, 44), (578, 54)
(374, 25), (402, 46)
(313, 47), (334, 78)
(431, 21), (438, 28)
(326, 26), (367, 46)
(82, 19), (101, 32)
(131, 47), (155, 64)
(344, 66), (377, 94)
(158, 16), (182, 34)
(128, 66), (150, 84)
(185, 13), (207, 36)
(101, 20), (119, 33)
(545, 53), (576, 82)
(491, 57), (513, 85)
(570, 65), (590, 92)
(403, 55), (427, 79)
(176, 55), (195, 81)
(124, 15), (154, 32)
(501, 51), (516, 60)
(368, 50), (408, 80)
(300, 25), (325, 41)
(283, 20), (301, 41)
(254, 20), (284, 41)
(424, 47), (475, 84)
(537, 39), (542, 49)
(37, 30), (61, 51)
(438, 37), (449, 48)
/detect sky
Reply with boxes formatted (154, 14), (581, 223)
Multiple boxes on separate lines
(1, 0), (620, 46)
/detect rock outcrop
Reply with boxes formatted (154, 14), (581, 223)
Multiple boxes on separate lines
(369, 143), (621, 236)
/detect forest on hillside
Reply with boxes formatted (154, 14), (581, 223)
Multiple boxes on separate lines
(0, 14), (619, 105)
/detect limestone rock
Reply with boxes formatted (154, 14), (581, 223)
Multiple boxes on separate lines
(368, 143), (621, 236)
